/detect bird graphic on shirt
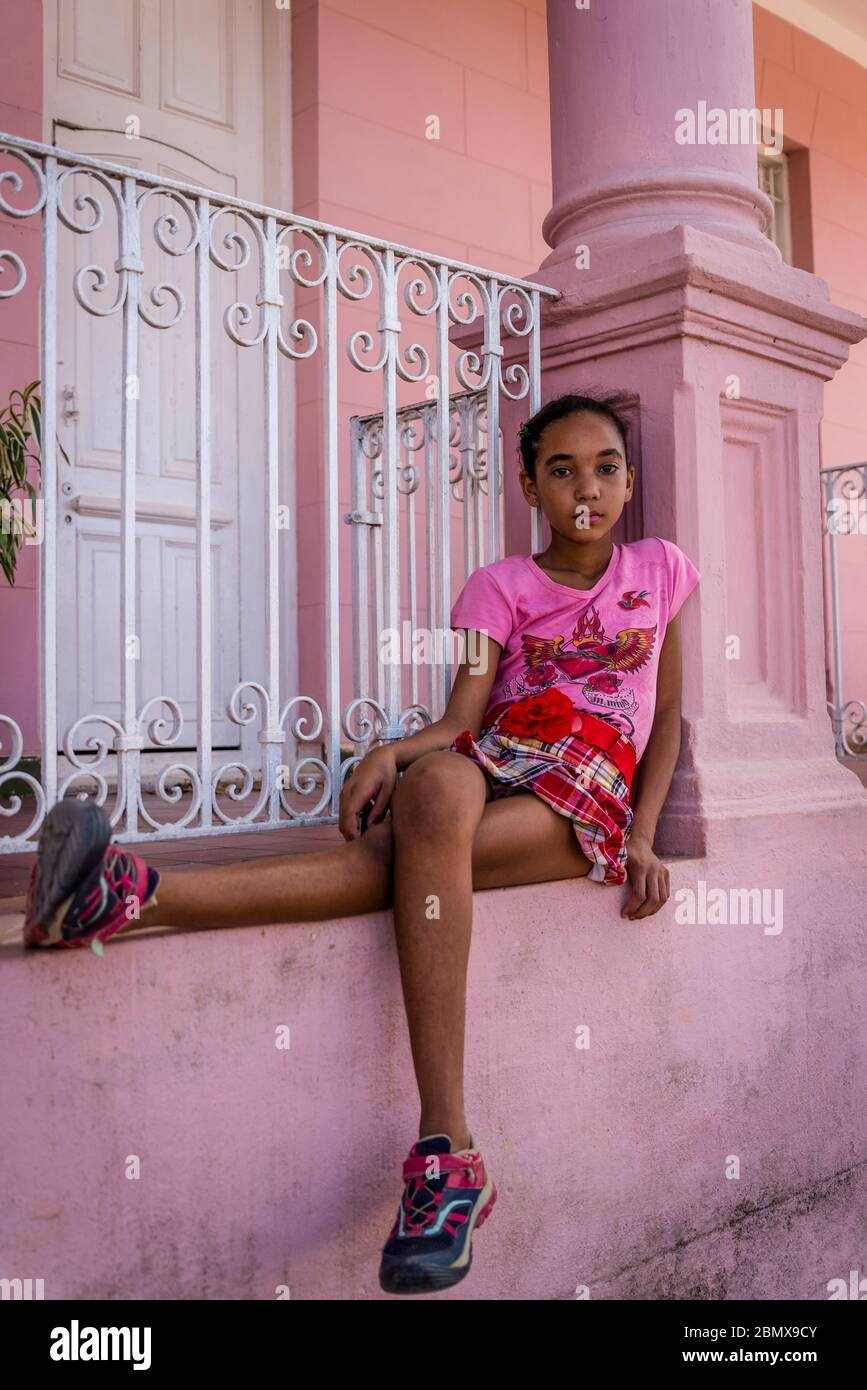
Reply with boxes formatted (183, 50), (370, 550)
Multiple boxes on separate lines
(519, 605), (656, 687)
(618, 588), (651, 610)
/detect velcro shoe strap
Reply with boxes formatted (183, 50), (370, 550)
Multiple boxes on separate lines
(402, 1153), (472, 1180)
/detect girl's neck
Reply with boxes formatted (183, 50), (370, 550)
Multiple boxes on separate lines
(535, 532), (615, 583)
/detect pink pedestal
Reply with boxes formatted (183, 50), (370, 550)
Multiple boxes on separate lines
(523, 220), (867, 861)
(529, 0), (867, 863)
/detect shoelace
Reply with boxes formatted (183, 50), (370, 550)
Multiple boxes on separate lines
(401, 1178), (452, 1235)
(399, 1155), (478, 1234)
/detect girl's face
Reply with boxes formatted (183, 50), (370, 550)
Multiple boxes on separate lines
(519, 411), (634, 542)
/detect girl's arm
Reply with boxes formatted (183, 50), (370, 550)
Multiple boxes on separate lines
(621, 612), (683, 918)
(630, 612), (684, 846)
(392, 631), (503, 767)
(338, 631), (501, 839)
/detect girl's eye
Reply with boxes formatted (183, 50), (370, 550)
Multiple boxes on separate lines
(551, 464), (618, 478)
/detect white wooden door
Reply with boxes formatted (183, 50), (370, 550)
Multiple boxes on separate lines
(46, 0), (267, 757)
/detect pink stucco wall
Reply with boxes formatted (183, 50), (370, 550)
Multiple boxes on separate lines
(293, 0), (550, 275)
(0, 0), (41, 755)
(754, 4), (867, 721)
(291, 0), (551, 718)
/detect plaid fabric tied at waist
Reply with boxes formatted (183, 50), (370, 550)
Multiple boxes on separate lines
(449, 686), (638, 887)
(482, 688), (637, 792)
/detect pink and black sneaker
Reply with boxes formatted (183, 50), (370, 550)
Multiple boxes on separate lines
(379, 1133), (497, 1295)
(22, 799), (160, 954)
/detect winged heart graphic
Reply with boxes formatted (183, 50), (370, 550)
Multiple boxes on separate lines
(519, 605), (656, 687)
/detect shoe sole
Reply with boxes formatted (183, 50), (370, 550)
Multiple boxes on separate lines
(24, 800), (111, 948)
(378, 1178), (497, 1296)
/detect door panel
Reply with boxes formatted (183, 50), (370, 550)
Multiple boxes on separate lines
(46, 0), (266, 755)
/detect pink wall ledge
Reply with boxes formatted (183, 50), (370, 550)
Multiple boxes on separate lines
(1, 808), (865, 1300)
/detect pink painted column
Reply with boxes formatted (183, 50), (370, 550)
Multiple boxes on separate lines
(543, 0), (772, 263)
(524, 0), (867, 862)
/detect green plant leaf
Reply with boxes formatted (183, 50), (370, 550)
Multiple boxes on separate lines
(5, 415), (27, 451)
(0, 382), (53, 583)
(0, 535), (16, 585)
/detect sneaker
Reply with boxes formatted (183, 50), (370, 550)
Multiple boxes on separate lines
(378, 1133), (497, 1295)
(22, 799), (160, 954)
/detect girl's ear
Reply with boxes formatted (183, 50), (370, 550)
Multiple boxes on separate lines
(518, 469), (540, 507)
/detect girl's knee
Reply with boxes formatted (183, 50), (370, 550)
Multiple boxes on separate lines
(391, 751), (483, 830)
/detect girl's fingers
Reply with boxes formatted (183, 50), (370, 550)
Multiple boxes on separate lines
(622, 869), (646, 917)
(632, 886), (658, 918)
(339, 773), (391, 837)
(338, 788), (365, 840)
(368, 779), (392, 824)
(633, 870), (666, 919)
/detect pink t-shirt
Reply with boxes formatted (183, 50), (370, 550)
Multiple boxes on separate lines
(449, 537), (700, 764)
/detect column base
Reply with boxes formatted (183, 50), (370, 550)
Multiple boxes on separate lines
(541, 167), (778, 271)
(657, 753), (867, 861)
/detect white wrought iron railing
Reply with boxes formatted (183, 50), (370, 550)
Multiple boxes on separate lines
(0, 133), (557, 852)
(349, 389), (509, 739)
(821, 462), (867, 759)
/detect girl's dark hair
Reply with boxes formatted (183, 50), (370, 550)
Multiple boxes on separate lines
(518, 393), (631, 479)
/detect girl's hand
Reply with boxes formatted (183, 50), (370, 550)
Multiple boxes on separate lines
(338, 747), (398, 841)
(621, 833), (670, 920)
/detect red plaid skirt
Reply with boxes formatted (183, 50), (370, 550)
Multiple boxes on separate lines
(449, 715), (635, 887)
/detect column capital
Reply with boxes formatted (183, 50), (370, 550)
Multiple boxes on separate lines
(531, 223), (867, 382)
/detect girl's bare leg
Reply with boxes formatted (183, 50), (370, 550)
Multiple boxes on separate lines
(388, 753), (488, 1153)
(142, 780), (591, 930)
(388, 751), (592, 1153)
(141, 826), (395, 929)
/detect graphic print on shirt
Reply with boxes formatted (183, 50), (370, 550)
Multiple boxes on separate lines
(501, 603), (657, 737)
(618, 589), (651, 610)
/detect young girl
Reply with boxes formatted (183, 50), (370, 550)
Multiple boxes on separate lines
(22, 393), (700, 1296)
